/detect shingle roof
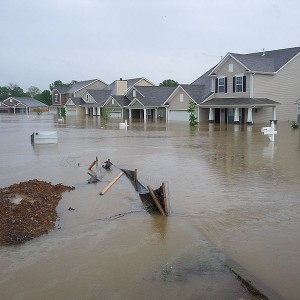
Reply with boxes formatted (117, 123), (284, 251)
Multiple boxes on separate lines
(67, 79), (100, 94)
(200, 97), (280, 107)
(111, 95), (131, 106)
(181, 84), (213, 104)
(68, 97), (85, 106)
(230, 47), (300, 72)
(55, 86), (70, 94)
(86, 89), (112, 105)
(134, 86), (176, 106)
(12, 97), (48, 107)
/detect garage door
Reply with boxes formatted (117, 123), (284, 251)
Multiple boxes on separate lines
(169, 110), (189, 121)
(109, 112), (122, 119)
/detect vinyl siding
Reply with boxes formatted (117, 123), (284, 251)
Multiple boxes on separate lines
(168, 87), (193, 109)
(116, 81), (128, 95)
(73, 81), (107, 98)
(214, 57), (249, 98)
(253, 53), (300, 122)
(105, 98), (121, 107)
(135, 79), (154, 87)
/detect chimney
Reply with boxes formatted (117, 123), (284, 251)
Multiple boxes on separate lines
(262, 48), (265, 56)
(116, 79), (127, 95)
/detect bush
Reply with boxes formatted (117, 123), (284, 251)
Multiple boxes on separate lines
(291, 120), (299, 129)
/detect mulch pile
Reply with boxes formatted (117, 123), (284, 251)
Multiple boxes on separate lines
(0, 179), (75, 246)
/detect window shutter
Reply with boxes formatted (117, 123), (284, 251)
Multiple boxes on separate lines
(233, 77), (236, 93)
(243, 76), (246, 92)
(225, 77), (227, 93)
(215, 78), (218, 93)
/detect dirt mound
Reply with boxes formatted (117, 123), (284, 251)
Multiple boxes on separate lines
(0, 179), (75, 246)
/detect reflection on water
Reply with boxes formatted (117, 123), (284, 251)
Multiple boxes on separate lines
(0, 114), (300, 299)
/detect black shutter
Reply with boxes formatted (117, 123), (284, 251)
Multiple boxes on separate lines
(215, 78), (218, 93)
(225, 77), (227, 93)
(243, 76), (246, 92)
(233, 77), (236, 93)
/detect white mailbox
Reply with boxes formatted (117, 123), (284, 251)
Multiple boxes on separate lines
(261, 122), (277, 142)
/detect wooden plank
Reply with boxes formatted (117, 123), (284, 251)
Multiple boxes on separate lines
(162, 182), (169, 216)
(99, 172), (124, 195)
(88, 157), (98, 170)
(147, 185), (166, 216)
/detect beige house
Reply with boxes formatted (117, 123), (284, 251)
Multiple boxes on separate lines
(194, 47), (300, 124)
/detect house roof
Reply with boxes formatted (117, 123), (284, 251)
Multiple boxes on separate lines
(68, 97), (85, 106)
(5, 97), (48, 107)
(229, 47), (300, 73)
(180, 84), (213, 104)
(134, 86), (176, 106)
(67, 79), (102, 94)
(86, 89), (113, 105)
(55, 86), (70, 94)
(111, 95), (131, 106)
(200, 97), (280, 107)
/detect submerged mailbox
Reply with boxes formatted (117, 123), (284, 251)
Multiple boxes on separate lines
(261, 122), (277, 142)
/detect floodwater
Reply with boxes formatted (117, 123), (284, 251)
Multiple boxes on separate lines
(0, 114), (300, 300)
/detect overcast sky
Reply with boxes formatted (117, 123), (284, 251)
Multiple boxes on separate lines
(0, 0), (299, 91)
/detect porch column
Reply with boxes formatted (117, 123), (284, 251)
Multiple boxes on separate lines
(93, 107), (97, 116)
(97, 107), (100, 116)
(154, 108), (158, 120)
(247, 108), (253, 124)
(85, 107), (89, 115)
(121, 109), (124, 120)
(144, 109), (147, 123)
(272, 107), (277, 122)
(129, 108), (132, 120)
(166, 108), (169, 121)
(209, 107), (215, 123)
(234, 107), (240, 124)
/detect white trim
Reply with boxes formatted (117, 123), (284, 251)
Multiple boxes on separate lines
(163, 85), (198, 105)
(127, 98), (145, 107)
(103, 96), (122, 107)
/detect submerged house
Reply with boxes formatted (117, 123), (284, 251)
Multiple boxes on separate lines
(194, 46), (300, 124)
(50, 46), (300, 124)
(52, 79), (108, 115)
(0, 97), (48, 113)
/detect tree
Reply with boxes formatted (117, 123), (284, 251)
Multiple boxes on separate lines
(49, 80), (74, 91)
(35, 90), (52, 106)
(8, 83), (28, 97)
(187, 101), (198, 126)
(27, 86), (41, 98)
(159, 79), (179, 87)
(0, 86), (10, 101)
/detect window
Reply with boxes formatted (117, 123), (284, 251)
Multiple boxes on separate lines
(180, 94), (183, 102)
(54, 94), (58, 102)
(112, 99), (115, 105)
(133, 90), (136, 98)
(218, 77), (225, 93)
(86, 94), (89, 102)
(233, 75), (246, 93)
(228, 64), (233, 72)
(235, 76), (243, 92)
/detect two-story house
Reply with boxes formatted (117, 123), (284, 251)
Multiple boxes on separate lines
(52, 79), (108, 115)
(194, 47), (300, 124)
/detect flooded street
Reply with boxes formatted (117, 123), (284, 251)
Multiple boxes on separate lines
(0, 114), (300, 299)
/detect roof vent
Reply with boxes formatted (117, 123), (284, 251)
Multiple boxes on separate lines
(120, 78), (122, 81)
(262, 48), (265, 56)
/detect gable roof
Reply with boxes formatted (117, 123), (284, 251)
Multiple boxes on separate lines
(110, 95), (131, 107)
(134, 86), (176, 106)
(66, 97), (85, 106)
(210, 47), (300, 75)
(68, 79), (106, 94)
(4, 97), (48, 107)
(180, 85), (213, 104)
(86, 89), (113, 105)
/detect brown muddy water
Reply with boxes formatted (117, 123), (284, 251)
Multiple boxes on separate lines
(0, 114), (300, 300)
